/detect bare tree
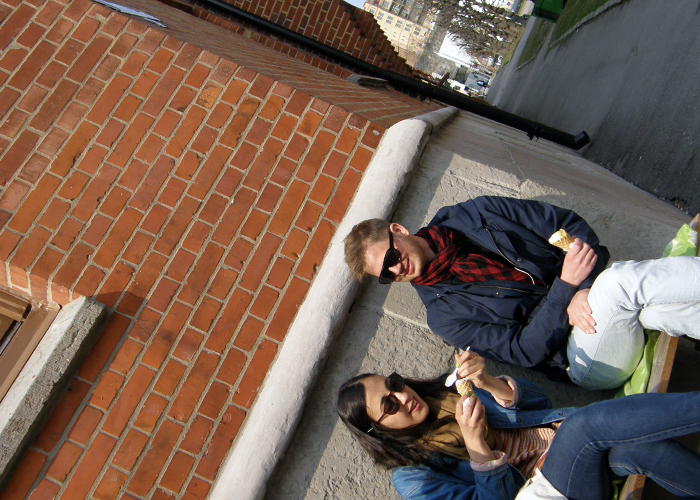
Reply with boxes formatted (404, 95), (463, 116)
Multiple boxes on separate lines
(429, 0), (523, 58)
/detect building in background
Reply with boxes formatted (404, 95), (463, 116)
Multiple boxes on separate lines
(363, 0), (435, 67)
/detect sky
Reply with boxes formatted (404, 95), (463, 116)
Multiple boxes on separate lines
(344, 0), (367, 8)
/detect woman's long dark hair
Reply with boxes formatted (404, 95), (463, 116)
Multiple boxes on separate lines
(337, 372), (458, 470)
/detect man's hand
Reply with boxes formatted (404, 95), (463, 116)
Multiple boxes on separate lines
(560, 238), (597, 288)
(567, 288), (596, 334)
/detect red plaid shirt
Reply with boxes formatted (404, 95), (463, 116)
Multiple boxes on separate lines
(412, 226), (541, 286)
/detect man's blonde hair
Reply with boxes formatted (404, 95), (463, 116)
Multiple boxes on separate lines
(344, 219), (390, 281)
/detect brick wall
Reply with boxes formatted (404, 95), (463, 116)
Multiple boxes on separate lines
(0, 0), (437, 498)
(128, 0), (438, 130)
(184, 0), (417, 78)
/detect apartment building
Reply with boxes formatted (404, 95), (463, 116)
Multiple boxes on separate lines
(363, 0), (434, 66)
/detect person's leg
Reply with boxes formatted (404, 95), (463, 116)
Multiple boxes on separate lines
(541, 391), (700, 500)
(609, 440), (700, 498)
(567, 257), (700, 389)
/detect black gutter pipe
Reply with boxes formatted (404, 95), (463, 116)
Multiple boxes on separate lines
(199, 0), (591, 150)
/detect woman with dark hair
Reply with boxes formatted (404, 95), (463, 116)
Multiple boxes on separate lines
(337, 350), (700, 500)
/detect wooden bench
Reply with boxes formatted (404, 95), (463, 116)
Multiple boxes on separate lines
(619, 214), (699, 500)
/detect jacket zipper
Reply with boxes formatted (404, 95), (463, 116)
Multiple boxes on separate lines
(484, 228), (537, 285)
(468, 283), (545, 295)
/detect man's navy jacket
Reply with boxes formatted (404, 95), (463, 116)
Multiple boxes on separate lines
(411, 196), (610, 376)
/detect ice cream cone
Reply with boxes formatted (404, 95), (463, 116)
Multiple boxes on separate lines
(548, 229), (575, 252)
(455, 378), (474, 398)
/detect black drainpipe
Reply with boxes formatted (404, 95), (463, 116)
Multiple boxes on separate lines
(197, 0), (590, 150)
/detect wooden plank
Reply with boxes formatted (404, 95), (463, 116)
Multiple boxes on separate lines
(619, 474), (646, 500)
(647, 334), (678, 394)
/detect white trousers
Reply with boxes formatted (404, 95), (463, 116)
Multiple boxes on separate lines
(566, 257), (700, 390)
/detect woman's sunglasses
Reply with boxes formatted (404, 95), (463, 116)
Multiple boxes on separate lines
(376, 372), (405, 425)
(378, 230), (402, 284)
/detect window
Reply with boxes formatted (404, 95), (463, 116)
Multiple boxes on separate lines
(381, 0), (390, 8)
(392, 4), (400, 13)
(401, 8), (409, 16)
(0, 287), (58, 402)
(405, 23), (412, 31)
(396, 20), (403, 28)
(386, 15), (394, 23)
(377, 11), (384, 19)
(414, 27), (421, 35)
(369, 7), (376, 14)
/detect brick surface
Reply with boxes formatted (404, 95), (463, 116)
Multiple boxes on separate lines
(102, 364), (155, 437)
(160, 451), (195, 493)
(46, 441), (83, 482)
(112, 430), (149, 470)
(153, 358), (186, 398)
(205, 288), (252, 354)
(34, 379), (90, 452)
(127, 421), (183, 496)
(0, 0), (430, 494)
(168, 351), (219, 422)
(26, 480), (59, 500)
(267, 277), (310, 341)
(0, 450), (46, 500)
(142, 302), (191, 370)
(61, 433), (116, 500)
(110, 338), (142, 375)
(133, 393), (168, 434)
(179, 415), (213, 454)
(231, 339), (278, 408)
(94, 468), (128, 500)
(194, 406), (245, 481)
(89, 371), (124, 411)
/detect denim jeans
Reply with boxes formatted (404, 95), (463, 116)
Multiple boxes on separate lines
(566, 257), (700, 389)
(542, 391), (700, 500)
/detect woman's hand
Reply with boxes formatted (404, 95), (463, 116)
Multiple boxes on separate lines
(454, 351), (514, 402)
(456, 395), (495, 464)
(455, 350), (487, 388)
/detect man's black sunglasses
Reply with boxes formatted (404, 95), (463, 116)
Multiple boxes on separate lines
(378, 230), (402, 284)
(376, 372), (405, 425)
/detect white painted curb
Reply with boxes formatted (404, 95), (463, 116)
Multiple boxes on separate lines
(208, 106), (458, 500)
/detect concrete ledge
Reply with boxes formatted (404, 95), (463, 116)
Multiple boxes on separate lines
(209, 106), (459, 500)
(0, 297), (108, 487)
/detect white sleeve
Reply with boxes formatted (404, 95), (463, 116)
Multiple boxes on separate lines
(515, 470), (567, 500)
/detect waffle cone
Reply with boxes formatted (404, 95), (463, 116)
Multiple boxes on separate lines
(455, 378), (474, 397)
(548, 229), (575, 251)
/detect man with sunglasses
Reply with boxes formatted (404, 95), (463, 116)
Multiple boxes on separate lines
(344, 196), (610, 383)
